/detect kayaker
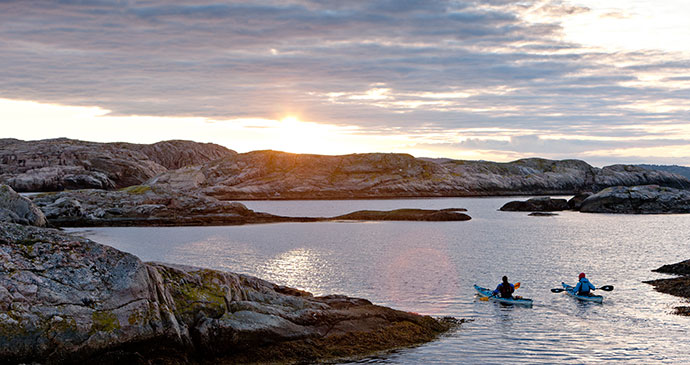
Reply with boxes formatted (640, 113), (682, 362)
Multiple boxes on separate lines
(574, 272), (596, 296)
(492, 276), (515, 298)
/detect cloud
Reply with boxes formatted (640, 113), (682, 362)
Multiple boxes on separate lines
(1, 0), (690, 164)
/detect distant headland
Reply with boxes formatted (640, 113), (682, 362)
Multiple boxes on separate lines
(2, 138), (689, 199)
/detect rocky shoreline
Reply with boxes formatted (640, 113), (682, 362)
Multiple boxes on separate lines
(22, 185), (471, 227)
(500, 185), (690, 215)
(0, 187), (458, 364)
(645, 259), (690, 316)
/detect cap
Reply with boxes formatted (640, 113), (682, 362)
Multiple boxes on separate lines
(579, 272), (586, 279)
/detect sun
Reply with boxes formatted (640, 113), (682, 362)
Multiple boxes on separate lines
(281, 116), (299, 124)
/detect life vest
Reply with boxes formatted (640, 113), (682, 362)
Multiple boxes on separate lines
(499, 283), (514, 298)
(577, 279), (590, 295)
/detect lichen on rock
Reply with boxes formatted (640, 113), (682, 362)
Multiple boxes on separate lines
(0, 223), (456, 363)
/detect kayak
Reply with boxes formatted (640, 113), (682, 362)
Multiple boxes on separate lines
(474, 285), (533, 307)
(562, 282), (603, 303)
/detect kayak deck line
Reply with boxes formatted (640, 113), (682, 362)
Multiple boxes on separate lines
(474, 285), (533, 307)
(561, 282), (604, 303)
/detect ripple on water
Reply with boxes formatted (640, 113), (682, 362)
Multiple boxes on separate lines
(68, 197), (690, 364)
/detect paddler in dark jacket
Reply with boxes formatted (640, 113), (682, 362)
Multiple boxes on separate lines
(493, 276), (515, 298)
(574, 272), (596, 295)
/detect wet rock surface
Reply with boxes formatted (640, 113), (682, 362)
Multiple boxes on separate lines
(0, 223), (455, 364)
(579, 185), (690, 214)
(0, 138), (234, 192)
(500, 197), (569, 212)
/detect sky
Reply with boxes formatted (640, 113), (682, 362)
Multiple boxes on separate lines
(2, 0), (690, 166)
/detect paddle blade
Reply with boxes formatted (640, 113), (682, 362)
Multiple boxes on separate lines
(551, 288), (565, 293)
(599, 285), (614, 291)
(479, 296), (489, 301)
(514, 282), (521, 289)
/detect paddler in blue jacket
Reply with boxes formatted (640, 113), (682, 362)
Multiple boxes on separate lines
(493, 276), (515, 298)
(574, 272), (596, 295)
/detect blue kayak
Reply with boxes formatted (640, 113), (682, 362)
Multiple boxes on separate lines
(474, 285), (533, 307)
(562, 282), (603, 303)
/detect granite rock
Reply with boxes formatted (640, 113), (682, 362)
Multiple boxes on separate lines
(30, 186), (290, 227)
(149, 152), (690, 200)
(579, 185), (690, 214)
(0, 223), (454, 363)
(0, 184), (46, 226)
(0, 138), (235, 192)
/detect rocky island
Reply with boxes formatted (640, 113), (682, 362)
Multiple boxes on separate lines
(0, 186), (457, 364)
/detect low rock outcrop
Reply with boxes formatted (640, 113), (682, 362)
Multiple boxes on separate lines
(653, 259), (690, 276)
(334, 208), (471, 221)
(0, 223), (455, 363)
(0, 185), (46, 226)
(579, 185), (690, 214)
(0, 138), (235, 192)
(500, 197), (569, 212)
(528, 212), (558, 216)
(30, 186), (303, 227)
(149, 151), (690, 200)
(30, 188), (473, 226)
(645, 259), (690, 316)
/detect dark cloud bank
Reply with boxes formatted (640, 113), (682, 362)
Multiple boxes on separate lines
(1, 0), (689, 163)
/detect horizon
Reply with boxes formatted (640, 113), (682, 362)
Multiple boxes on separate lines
(3, 1), (690, 167)
(5, 135), (688, 169)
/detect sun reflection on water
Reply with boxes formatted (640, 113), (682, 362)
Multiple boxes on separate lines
(257, 248), (335, 296)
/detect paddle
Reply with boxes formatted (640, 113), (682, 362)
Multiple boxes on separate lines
(550, 285), (614, 293)
(480, 282), (520, 301)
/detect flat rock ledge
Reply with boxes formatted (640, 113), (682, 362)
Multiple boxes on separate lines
(645, 259), (690, 316)
(334, 208), (471, 221)
(0, 223), (456, 364)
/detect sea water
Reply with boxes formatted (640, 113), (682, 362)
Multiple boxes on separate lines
(68, 197), (690, 364)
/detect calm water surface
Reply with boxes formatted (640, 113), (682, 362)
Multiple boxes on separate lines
(68, 197), (690, 364)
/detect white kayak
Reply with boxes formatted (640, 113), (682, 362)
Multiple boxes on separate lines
(474, 285), (533, 307)
(562, 282), (603, 303)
